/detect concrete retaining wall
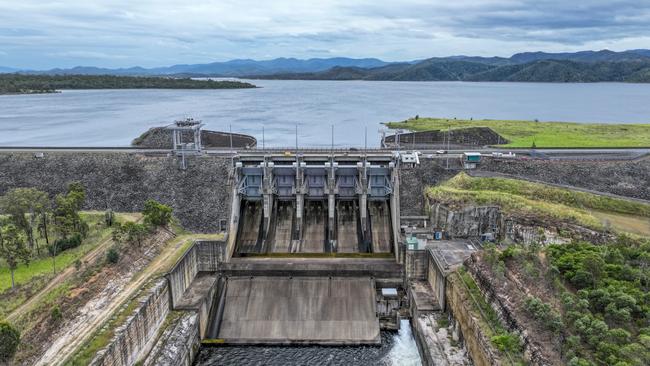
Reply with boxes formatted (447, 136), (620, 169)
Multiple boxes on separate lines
(0, 152), (232, 232)
(405, 250), (428, 281)
(144, 312), (200, 366)
(91, 279), (170, 366)
(167, 240), (226, 308)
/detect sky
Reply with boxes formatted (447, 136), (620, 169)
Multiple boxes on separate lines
(1, 0), (650, 69)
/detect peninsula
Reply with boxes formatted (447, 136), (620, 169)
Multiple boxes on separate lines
(0, 74), (256, 95)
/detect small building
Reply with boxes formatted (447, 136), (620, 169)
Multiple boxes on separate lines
(462, 152), (481, 169)
(463, 152), (481, 163)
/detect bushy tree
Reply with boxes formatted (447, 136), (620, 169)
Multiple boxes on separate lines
(0, 322), (20, 363)
(112, 221), (149, 247)
(0, 224), (30, 289)
(143, 199), (173, 227)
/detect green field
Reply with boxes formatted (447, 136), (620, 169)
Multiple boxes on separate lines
(385, 117), (650, 148)
(428, 173), (650, 231)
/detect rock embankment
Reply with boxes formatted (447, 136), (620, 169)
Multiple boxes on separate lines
(132, 127), (257, 149)
(478, 158), (650, 201)
(384, 127), (506, 148)
(0, 152), (232, 232)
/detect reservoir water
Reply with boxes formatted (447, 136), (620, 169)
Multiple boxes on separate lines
(195, 320), (422, 366)
(1, 80), (650, 147)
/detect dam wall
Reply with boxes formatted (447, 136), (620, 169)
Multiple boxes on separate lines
(478, 157), (650, 201)
(0, 152), (232, 232)
(90, 279), (170, 366)
(399, 160), (456, 216)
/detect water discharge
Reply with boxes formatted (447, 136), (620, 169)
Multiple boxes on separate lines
(195, 320), (422, 366)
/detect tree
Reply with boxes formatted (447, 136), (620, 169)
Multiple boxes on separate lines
(52, 182), (87, 240)
(0, 322), (20, 363)
(143, 199), (173, 227)
(0, 224), (30, 289)
(0, 188), (50, 255)
(112, 221), (149, 247)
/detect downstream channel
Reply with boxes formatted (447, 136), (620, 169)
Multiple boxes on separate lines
(194, 320), (422, 366)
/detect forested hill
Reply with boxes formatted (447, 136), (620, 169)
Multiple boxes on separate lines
(247, 59), (650, 83)
(0, 74), (256, 94)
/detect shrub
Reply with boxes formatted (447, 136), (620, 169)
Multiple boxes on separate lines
(491, 332), (521, 353)
(48, 233), (82, 255)
(0, 322), (20, 363)
(51, 305), (62, 321)
(106, 247), (119, 264)
(143, 199), (173, 227)
(524, 296), (563, 333)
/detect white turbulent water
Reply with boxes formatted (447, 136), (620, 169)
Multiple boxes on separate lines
(1, 80), (650, 147)
(195, 321), (423, 366)
(384, 320), (423, 366)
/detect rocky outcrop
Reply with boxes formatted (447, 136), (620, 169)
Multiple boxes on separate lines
(445, 273), (502, 366)
(0, 152), (232, 232)
(132, 128), (256, 149)
(464, 255), (554, 365)
(429, 204), (501, 238)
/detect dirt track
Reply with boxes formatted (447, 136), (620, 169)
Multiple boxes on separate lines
(33, 232), (218, 366)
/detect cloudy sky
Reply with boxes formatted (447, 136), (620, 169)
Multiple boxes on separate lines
(1, 0), (650, 69)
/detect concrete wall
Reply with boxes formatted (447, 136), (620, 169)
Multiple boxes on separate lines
(0, 152), (232, 232)
(427, 253), (446, 311)
(144, 312), (200, 366)
(405, 250), (428, 281)
(167, 240), (226, 309)
(91, 279), (170, 366)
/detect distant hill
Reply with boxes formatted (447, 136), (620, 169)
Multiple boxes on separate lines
(3, 57), (392, 77)
(4, 49), (650, 82)
(249, 52), (650, 83)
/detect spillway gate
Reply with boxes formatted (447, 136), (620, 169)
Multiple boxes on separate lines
(227, 151), (401, 259)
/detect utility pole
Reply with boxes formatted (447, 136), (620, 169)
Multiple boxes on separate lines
(229, 124), (234, 166)
(447, 126), (450, 170)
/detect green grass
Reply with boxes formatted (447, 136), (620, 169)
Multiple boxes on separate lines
(385, 117), (650, 148)
(428, 173), (650, 231)
(0, 212), (140, 316)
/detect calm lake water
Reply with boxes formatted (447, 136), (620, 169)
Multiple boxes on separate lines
(1, 80), (650, 147)
(195, 320), (422, 366)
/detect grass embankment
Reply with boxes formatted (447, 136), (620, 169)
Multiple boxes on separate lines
(385, 117), (650, 148)
(428, 173), (650, 233)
